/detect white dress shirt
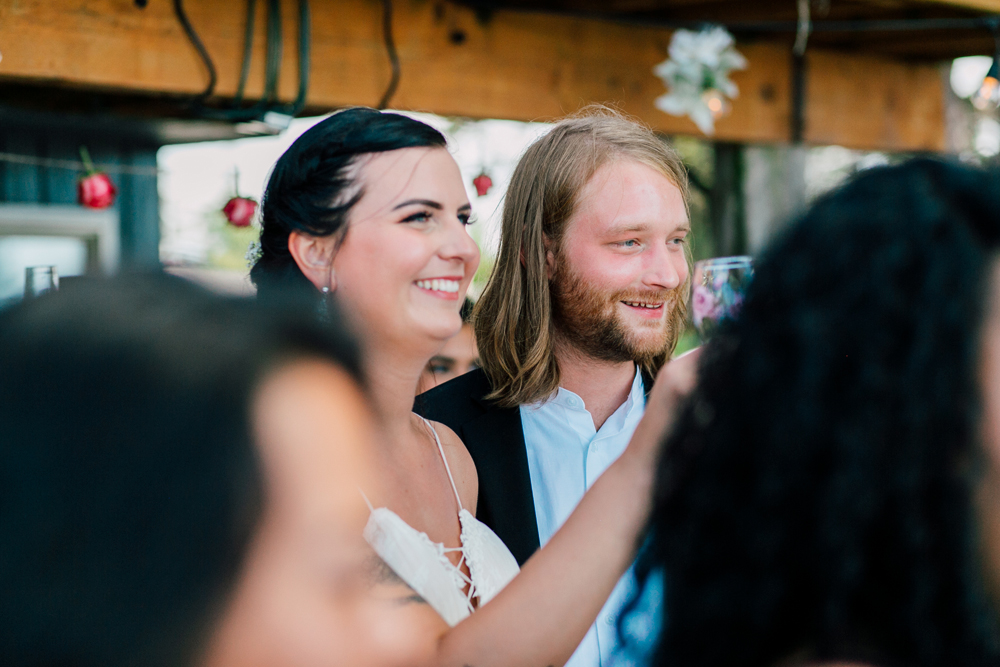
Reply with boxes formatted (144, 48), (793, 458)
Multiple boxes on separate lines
(519, 367), (646, 667)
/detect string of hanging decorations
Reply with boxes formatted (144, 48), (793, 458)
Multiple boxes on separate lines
(0, 152), (159, 176)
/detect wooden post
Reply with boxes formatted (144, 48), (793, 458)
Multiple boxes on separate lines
(709, 143), (747, 257)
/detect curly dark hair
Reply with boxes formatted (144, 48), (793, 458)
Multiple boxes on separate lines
(630, 158), (1000, 667)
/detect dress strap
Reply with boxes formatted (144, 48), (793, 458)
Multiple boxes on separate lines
(417, 415), (464, 512)
(358, 487), (375, 512)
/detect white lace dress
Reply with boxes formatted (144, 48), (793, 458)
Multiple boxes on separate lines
(363, 417), (521, 626)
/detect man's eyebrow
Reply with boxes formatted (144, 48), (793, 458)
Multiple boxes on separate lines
(605, 223), (651, 236)
(605, 221), (691, 236)
(393, 198), (443, 211)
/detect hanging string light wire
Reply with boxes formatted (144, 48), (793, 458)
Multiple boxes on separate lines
(172, 0), (311, 123)
(231, 0), (258, 110)
(173, 0), (217, 105)
(377, 0), (401, 110)
(0, 152), (160, 176)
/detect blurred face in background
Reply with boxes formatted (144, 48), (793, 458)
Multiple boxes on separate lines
(416, 323), (479, 394)
(203, 359), (433, 667)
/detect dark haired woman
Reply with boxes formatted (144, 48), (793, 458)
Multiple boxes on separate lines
(250, 106), (698, 666)
(0, 276), (427, 667)
(629, 158), (1000, 667)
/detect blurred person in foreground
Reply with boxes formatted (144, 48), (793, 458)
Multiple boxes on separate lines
(250, 106), (698, 667)
(626, 159), (1000, 667)
(416, 297), (479, 395)
(0, 275), (428, 667)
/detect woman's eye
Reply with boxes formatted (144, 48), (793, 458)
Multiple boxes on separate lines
(669, 237), (688, 246)
(427, 357), (453, 374)
(459, 213), (476, 226)
(402, 211), (432, 223)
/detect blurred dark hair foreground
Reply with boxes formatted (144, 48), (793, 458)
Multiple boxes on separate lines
(628, 159), (1000, 667)
(0, 274), (361, 667)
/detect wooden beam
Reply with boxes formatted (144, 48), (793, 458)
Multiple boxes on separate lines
(805, 51), (947, 152)
(907, 0), (1000, 12)
(0, 0), (946, 152)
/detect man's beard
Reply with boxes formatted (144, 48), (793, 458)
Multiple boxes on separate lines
(550, 255), (681, 366)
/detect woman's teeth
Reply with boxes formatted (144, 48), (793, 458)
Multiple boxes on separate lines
(623, 301), (662, 309)
(416, 279), (460, 293)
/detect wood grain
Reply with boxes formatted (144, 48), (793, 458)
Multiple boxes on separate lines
(0, 0), (947, 151)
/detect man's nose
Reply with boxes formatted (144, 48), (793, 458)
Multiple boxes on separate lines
(642, 244), (686, 290)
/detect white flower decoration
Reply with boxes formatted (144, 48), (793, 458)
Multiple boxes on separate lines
(653, 27), (748, 135)
(245, 240), (263, 269)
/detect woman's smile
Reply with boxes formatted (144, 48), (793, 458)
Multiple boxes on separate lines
(414, 277), (463, 299)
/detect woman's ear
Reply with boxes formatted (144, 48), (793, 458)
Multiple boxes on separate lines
(288, 231), (338, 291)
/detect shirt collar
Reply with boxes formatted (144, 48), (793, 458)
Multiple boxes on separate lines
(622, 365), (645, 415)
(523, 365), (645, 418)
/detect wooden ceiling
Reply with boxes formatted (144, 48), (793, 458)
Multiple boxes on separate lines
(458, 0), (1000, 59)
(0, 0), (982, 150)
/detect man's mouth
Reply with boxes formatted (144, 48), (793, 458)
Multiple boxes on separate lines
(621, 300), (663, 310)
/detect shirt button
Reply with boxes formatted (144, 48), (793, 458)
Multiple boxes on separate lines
(606, 616), (616, 626)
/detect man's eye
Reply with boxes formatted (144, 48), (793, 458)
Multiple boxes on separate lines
(617, 240), (639, 248)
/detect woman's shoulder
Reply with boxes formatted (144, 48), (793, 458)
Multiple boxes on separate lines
(427, 420), (479, 515)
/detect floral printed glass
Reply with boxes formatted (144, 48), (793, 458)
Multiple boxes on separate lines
(691, 256), (753, 339)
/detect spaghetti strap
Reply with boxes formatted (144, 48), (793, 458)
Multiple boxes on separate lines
(417, 414), (464, 511)
(358, 487), (375, 512)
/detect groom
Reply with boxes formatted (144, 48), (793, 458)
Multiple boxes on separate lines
(415, 110), (691, 666)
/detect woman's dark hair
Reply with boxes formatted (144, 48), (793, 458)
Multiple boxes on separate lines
(250, 107), (447, 299)
(0, 274), (362, 667)
(630, 159), (1000, 667)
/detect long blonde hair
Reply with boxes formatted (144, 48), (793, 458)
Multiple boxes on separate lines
(474, 107), (691, 407)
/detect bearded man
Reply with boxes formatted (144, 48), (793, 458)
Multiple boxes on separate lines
(415, 109), (691, 667)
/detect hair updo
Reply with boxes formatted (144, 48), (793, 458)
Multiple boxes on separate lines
(250, 107), (447, 299)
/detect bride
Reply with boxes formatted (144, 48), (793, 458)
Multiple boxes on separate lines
(249, 107), (696, 667)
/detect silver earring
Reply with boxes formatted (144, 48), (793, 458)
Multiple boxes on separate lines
(317, 286), (331, 322)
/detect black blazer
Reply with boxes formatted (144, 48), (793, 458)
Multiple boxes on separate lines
(414, 368), (540, 566)
(414, 366), (655, 567)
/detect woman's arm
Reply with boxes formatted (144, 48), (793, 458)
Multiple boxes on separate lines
(435, 350), (701, 667)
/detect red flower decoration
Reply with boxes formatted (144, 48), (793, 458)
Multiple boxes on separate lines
(78, 173), (118, 209)
(77, 147), (117, 209)
(473, 172), (492, 197)
(223, 196), (258, 228)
